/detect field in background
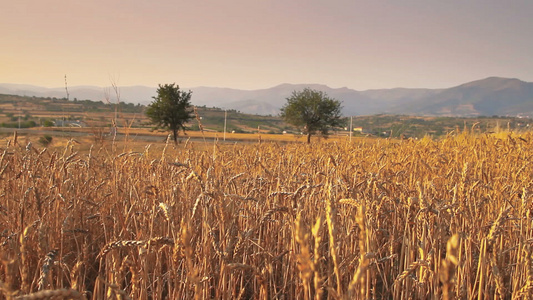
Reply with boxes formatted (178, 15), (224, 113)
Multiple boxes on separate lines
(1, 130), (532, 299)
(2, 93), (532, 141)
(0, 127), (366, 154)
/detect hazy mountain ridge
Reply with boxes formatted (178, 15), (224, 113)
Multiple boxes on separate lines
(0, 84), (156, 104)
(1, 77), (532, 117)
(397, 77), (533, 116)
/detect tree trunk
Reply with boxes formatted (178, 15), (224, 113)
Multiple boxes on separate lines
(172, 128), (178, 144)
(307, 133), (311, 144)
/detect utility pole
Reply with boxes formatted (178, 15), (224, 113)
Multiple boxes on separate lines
(224, 110), (227, 141)
(63, 74), (69, 129)
(64, 74), (70, 101)
(349, 116), (353, 142)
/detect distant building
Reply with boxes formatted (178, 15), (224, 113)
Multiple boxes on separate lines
(54, 120), (86, 127)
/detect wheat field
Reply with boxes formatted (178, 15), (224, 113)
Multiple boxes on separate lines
(0, 131), (532, 299)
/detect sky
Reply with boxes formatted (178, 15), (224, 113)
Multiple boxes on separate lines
(1, 0), (533, 90)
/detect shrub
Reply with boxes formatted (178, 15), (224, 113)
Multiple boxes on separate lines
(38, 135), (53, 147)
(43, 119), (55, 127)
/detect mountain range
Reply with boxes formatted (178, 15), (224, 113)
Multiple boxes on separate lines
(1, 77), (532, 117)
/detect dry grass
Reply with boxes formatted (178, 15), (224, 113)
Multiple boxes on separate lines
(0, 130), (532, 299)
(24, 126), (360, 144)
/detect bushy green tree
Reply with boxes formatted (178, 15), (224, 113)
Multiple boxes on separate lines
(280, 88), (344, 143)
(42, 119), (54, 127)
(146, 83), (194, 143)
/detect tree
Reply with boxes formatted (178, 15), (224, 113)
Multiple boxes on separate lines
(146, 83), (194, 144)
(280, 88), (344, 143)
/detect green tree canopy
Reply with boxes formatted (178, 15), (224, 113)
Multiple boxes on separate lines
(280, 88), (344, 143)
(146, 83), (194, 143)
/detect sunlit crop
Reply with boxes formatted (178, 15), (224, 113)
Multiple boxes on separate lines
(1, 131), (532, 299)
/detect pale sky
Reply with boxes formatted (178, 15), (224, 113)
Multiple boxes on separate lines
(1, 0), (532, 90)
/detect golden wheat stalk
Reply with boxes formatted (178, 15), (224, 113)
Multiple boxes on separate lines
(516, 244), (533, 298)
(348, 206), (372, 298)
(325, 185), (341, 296)
(146, 236), (175, 248)
(312, 215), (323, 300)
(339, 198), (360, 207)
(260, 206), (290, 224)
(98, 237), (174, 259)
(294, 212), (313, 300)
(226, 263), (268, 299)
(158, 202), (171, 222)
(98, 240), (145, 258)
(440, 234), (460, 300)
(19, 224), (33, 294)
(37, 249), (59, 291)
(15, 288), (86, 300)
(487, 206), (511, 246)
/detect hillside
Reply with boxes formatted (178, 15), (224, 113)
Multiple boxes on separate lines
(0, 94), (288, 134)
(349, 114), (531, 138)
(394, 77), (533, 117)
(1, 94), (531, 140)
(2, 77), (533, 117)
